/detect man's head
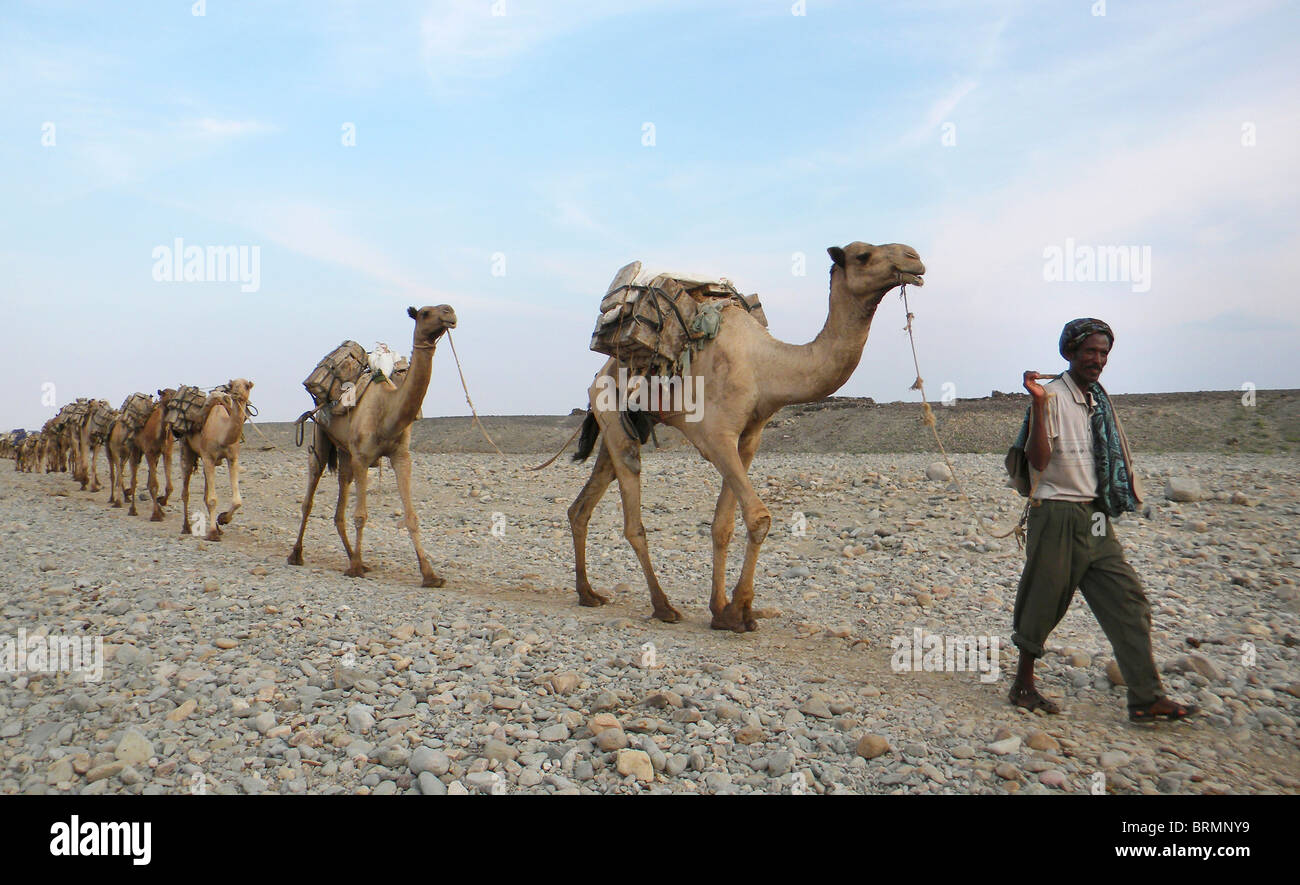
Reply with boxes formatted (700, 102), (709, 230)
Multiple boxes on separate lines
(1059, 317), (1113, 385)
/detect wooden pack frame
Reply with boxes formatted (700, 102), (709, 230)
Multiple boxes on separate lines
(86, 401), (116, 442)
(590, 262), (769, 371)
(304, 340), (368, 405)
(165, 385), (209, 437)
(119, 392), (155, 433)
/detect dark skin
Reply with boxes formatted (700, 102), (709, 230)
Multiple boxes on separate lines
(1014, 333), (1187, 718)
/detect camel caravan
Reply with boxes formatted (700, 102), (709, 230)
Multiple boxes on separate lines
(6, 241), (924, 633)
(9, 383), (255, 538)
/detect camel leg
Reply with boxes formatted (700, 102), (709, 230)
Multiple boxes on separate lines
(568, 443), (616, 607)
(106, 445), (119, 506)
(288, 436), (328, 566)
(115, 449), (128, 507)
(146, 450), (165, 521)
(128, 450), (142, 516)
(109, 446), (125, 507)
(202, 455), (221, 540)
(596, 412), (680, 623)
(218, 452), (241, 525)
(89, 443), (101, 492)
(708, 427), (763, 622)
(332, 451), (358, 565)
(706, 439), (770, 633)
(179, 445), (197, 535)
(344, 459), (370, 578)
(79, 436), (90, 488)
(159, 436), (173, 506)
(75, 436), (88, 489)
(709, 482), (737, 617)
(390, 452), (443, 588)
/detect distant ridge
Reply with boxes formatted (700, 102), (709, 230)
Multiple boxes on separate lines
(243, 389), (1299, 456)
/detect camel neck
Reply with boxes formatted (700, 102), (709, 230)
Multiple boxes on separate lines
(386, 333), (435, 431)
(219, 398), (248, 446)
(766, 269), (881, 406)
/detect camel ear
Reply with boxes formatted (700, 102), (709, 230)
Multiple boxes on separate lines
(407, 306), (418, 319)
(157, 390), (164, 398)
(827, 246), (846, 268)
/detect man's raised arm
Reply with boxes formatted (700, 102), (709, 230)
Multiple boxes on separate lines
(1022, 370), (1051, 472)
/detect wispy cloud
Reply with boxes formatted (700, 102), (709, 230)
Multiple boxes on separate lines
(229, 199), (578, 318)
(186, 118), (275, 139)
(417, 0), (702, 92)
(899, 78), (978, 148)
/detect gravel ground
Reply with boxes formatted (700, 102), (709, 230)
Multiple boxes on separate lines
(1, 448), (1297, 795)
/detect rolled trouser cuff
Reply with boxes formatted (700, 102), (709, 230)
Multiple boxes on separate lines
(1011, 632), (1045, 659)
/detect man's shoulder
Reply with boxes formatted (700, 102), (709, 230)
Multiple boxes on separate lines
(1041, 375), (1073, 399)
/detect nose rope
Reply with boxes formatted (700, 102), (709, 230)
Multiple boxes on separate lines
(446, 331), (506, 457)
(898, 282), (1027, 549)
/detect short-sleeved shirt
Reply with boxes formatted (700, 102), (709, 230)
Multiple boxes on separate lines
(1029, 372), (1097, 502)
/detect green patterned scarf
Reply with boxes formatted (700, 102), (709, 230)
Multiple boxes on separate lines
(1087, 382), (1138, 517)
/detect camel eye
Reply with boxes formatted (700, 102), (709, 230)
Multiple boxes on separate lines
(856, 252), (871, 263)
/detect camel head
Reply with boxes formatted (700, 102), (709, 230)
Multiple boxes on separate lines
(407, 304), (457, 346)
(157, 388), (177, 405)
(828, 242), (925, 301)
(225, 379), (254, 403)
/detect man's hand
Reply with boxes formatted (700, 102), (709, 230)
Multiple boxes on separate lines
(1022, 372), (1052, 473)
(1023, 371), (1050, 401)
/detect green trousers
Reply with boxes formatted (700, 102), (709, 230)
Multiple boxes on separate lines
(1012, 500), (1164, 707)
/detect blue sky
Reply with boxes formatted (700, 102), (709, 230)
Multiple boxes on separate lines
(2, 0), (1297, 428)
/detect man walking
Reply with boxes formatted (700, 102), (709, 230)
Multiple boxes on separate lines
(1007, 318), (1198, 723)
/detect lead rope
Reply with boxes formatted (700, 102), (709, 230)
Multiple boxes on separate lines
(445, 331), (507, 457)
(898, 282), (1032, 549)
(241, 401), (281, 450)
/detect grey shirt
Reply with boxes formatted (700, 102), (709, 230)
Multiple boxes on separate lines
(1029, 372), (1098, 502)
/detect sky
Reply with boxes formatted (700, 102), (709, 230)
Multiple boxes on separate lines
(2, 0), (1297, 430)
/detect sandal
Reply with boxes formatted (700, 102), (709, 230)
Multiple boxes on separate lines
(1128, 698), (1199, 724)
(1009, 684), (1061, 714)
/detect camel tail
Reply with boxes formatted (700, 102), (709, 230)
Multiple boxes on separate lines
(571, 411), (600, 463)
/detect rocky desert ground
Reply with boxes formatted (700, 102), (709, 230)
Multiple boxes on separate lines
(1, 391), (1297, 795)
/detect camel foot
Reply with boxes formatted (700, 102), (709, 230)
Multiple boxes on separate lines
(111, 501), (121, 508)
(158, 495), (169, 506)
(180, 523), (191, 535)
(710, 610), (759, 633)
(205, 529), (222, 542)
(652, 605), (683, 623)
(217, 511), (235, 526)
(344, 564), (367, 578)
(150, 511), (163, 522)
(287, 549), (304, 566)
(577, 586), (609, 607)
(422, 573), (446, 589)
